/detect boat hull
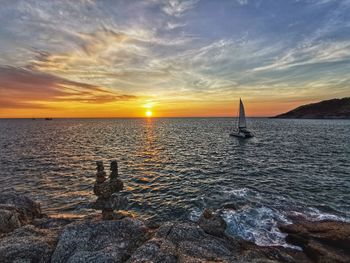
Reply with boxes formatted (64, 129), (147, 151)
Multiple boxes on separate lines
(230, 131), (254, 139)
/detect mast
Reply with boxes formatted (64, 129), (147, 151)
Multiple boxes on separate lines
(238, 98), (247, 129)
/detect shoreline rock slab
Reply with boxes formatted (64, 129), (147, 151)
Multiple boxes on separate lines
(0, 208), (21, 233)
(0, 192), (43, 233)
(0, 225), (58, 263)
(2, 192), (348, 263)
(51, 217), (150, 263)
(198, 208), (227, 237)
(280, 219), (350, 263)
(130, 222), (240, 262)
(130, 220), (310, 263)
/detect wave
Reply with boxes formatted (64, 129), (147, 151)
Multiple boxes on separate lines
(189, 187), (348, 248)
(222, 206), (295, 248)
(291, 207), (349, 222)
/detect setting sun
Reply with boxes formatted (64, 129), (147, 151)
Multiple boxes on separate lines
(145, 110), (152, 117)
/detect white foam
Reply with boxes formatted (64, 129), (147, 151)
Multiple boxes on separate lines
(292, 208), (349, 222)
(222, 187), (252, 197)
(188, 208), (202, 222)
(222, 206), (298, 248)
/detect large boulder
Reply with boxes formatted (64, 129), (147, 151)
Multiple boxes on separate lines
(0, 208), (21, 233)
(130, 222), (240, 262)
(51, 217), (150, 263)
(0, 192), (42, 233)
(0, 225), (58, 263)
(128, 238), (178, 263)
(280, 219), (350, 263)
(238, 240), (311, 263)
(198, 208), (227, 237)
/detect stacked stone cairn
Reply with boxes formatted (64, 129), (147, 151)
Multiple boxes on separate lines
(92, 160), (127, 220)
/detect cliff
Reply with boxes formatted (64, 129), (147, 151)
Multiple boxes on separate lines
(274, 98), (350, 119)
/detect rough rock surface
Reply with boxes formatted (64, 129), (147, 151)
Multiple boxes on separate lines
(198, 208), (227, 237)
(238, 240), (311, 263)
(1, 193), (347, 263)
(280, 219), (350, 263)
(0, 208), (21, 233)
(0, 192), (42, 233)
(33, 216), (78, 230)
(130, 222), (239, 262)
(51, 217), (150, 263)
(130, 221), (308, 263)
(0, 225), (58, 263)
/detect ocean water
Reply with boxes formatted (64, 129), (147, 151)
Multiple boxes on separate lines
(0, 118), (349, 247)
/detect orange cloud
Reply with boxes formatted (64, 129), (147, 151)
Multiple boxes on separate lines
(0, 66), (137, 112)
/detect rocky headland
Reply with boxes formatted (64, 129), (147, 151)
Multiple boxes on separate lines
(273, 97), (350, 119)
(1, 161), (349, 262)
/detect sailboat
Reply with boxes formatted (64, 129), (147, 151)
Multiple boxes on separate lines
(230, 98), (254, 138)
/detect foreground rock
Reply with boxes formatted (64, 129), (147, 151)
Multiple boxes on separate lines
(280, 219), (350, 263)
(0, 208), (21, 233)
(51, 217), (150, 263)
(0, 192), (42, 233)
(130, 222), (238, 262)
(3, 192), (348, 263)
(0, 216), (309, 263)
(198, 208), (227, 237)
(0, 225), (58, 263)
(130, 221), (309, 263)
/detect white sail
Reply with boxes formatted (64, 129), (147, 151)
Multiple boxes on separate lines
(238, 98), (246, 128)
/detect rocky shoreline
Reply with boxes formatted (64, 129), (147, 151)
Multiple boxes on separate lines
(1, 192), (349, 263)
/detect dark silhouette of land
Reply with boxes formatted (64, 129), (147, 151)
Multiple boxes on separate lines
(274, 97), (350, 119)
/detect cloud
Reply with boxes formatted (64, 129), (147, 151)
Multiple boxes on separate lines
(27, 28), (150, 79)
(236, 0), (249, 5)
(162, 0), (199, 17)
(252, 41), (350, 71)
(0, 66), (136, 109)
(1, 0), (350, 116)
(166, 22), (187, 30)
(25, 26), (197, 94)
(0, 99), (51, 109)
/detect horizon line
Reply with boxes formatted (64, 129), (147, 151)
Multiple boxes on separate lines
(0, 116), (273, 119)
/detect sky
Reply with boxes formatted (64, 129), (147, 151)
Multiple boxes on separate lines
(0, 0), (349, 118)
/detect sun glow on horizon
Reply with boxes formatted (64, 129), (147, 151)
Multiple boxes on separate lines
(146, 110), (153, 117)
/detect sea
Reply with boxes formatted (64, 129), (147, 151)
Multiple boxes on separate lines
(0, 118), (349, 247)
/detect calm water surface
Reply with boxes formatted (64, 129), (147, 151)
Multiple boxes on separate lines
(0, 118), (349, 246)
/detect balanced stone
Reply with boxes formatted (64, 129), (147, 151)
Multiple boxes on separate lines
(95, 161), (107, 183)
(110, 160), (118, 179)
(93, 181), (122, 199)
(92, 160), (127, 220)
